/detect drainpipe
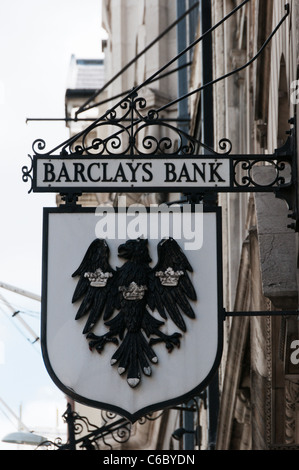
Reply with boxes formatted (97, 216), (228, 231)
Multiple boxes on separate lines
(177, 0), (190, 136)
(200, 0), (219, 450)
(177, 0), (193, 451)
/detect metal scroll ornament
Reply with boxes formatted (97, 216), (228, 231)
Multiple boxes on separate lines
(30, 91), (232, 158)
(23, 91), (294, 199)
(233, 157), (291, 189)
(71, 237), (197, 388)
(22, 155), (34, 193)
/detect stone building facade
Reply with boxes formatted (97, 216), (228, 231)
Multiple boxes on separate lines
(209, 0), (299, 450)
(63, 0), (299, 450)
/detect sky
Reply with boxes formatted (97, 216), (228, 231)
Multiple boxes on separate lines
(0, 0), (105, 449)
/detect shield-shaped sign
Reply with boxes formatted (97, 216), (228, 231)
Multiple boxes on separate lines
(41, 205), (223, 422)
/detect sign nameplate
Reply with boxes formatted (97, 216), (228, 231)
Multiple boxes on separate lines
(33, 156), (230, 193)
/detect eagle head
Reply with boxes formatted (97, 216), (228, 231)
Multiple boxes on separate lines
(118, 238), (152, 263)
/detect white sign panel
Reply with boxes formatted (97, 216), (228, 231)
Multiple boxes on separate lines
(41, 206), (223, 422)
(34, 156), (230, 192)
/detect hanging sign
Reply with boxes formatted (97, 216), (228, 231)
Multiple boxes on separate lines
(33, 155), (230, 193)
(41, 205), (223, 422)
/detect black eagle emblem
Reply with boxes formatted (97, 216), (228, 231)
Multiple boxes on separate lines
(72, 238), (197, 388)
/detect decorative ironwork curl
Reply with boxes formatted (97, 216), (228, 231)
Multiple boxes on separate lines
(138, 410), (166, 424)
(218, 138), (232, 155)
(100, 410), (132, 445)
(68, 411), (99, 438)
(110, 422), (132, 445)
(21, 155), (33, 193)
(101, 409), (117, 423)
(233, 158), (292, 189)
(35, 437), (64, 450)
(83, 123), (132, 156)
(32, 139), (47, 154)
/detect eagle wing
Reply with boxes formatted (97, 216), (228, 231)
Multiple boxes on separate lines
(72, 239), (117, 334)
(149, 238), (197, 332)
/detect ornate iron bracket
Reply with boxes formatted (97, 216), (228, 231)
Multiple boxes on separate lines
(23, 3), (295, 216)
(38, 403), (132, 450)
(38, 398), (202, 450)
(28, 90), (232, 159)
(39, 404), (164, 450)
(23, 90), (297, 229)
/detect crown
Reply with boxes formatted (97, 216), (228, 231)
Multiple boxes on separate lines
(155, 267), (184, 286)
(84, 268), (113, 287)
(119, 282), (147, 300)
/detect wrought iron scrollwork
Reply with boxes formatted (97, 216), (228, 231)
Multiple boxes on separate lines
(138, 410), (166, 424)
(34, 395), (205, 451)
(21, 155), (34, 193)
(31, 92), (232, 158)
(233, 157), (292, 189)
(99, 410), (132, 448)
(44, 405), (133, 450)
(43, 404), (168, 450)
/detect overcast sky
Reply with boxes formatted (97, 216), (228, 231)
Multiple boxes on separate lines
(0, 0), (105, 449)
